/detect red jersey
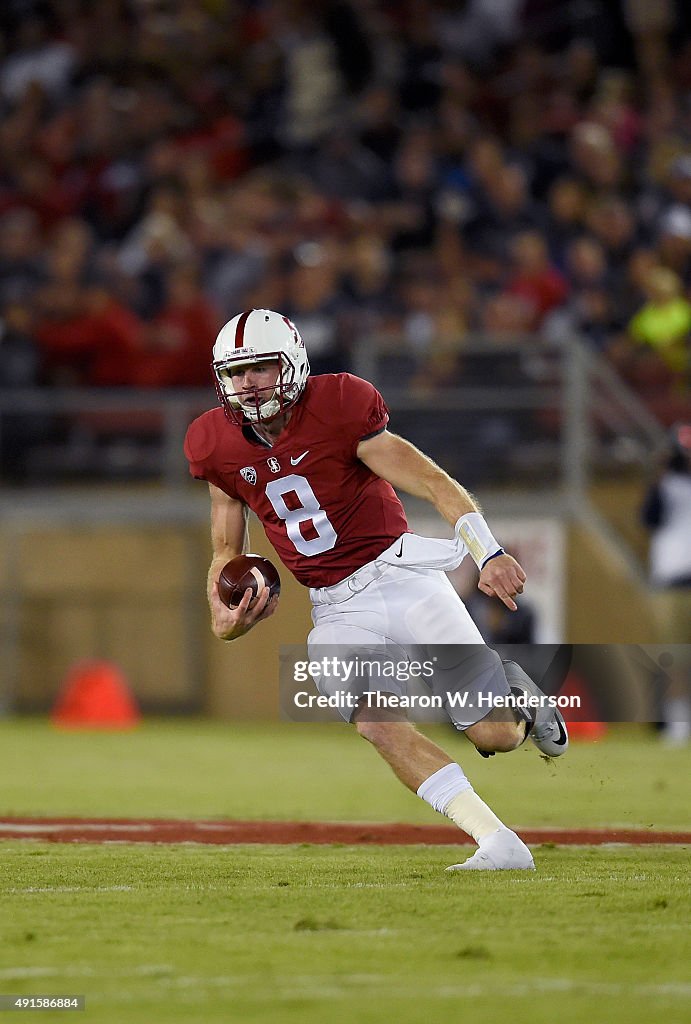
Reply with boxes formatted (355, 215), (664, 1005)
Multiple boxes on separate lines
(184, 373), (409, 588)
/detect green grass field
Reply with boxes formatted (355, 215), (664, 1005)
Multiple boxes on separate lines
(1, 719), (689, 827)
(1, 720), (690, 1024)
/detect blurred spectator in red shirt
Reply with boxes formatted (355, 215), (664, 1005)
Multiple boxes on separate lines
(506, 230), (569, 327)
(132, 263), (221, 388)
(35, 283), (140, 387)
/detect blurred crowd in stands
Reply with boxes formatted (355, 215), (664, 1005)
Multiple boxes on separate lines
(0, 0), (690, 427)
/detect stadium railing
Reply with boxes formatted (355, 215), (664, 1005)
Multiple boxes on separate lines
(0, 337), (667, 494)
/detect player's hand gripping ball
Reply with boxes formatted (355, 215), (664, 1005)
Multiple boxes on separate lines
(217, 554), (281, 609)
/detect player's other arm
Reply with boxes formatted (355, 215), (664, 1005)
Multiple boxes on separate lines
(357, 430), (526, 610)
(357, 429), (479, 525)
(207, 483), (278, 640)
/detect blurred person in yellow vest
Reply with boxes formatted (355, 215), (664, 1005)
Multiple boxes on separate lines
(629, 266), (691, 378)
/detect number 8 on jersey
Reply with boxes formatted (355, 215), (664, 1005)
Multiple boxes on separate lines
(266, 474), (337, 556)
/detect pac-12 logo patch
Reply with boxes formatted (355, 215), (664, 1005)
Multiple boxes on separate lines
(267, 457), (281, 473)
(240, 466), (257, 485)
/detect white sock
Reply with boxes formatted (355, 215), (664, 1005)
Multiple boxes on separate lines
(417, 763), (505, 843)
(416, 763), (471, 810)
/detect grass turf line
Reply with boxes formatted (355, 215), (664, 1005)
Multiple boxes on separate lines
(1, 844), (689, 1024)
(1, 719), (690, 830)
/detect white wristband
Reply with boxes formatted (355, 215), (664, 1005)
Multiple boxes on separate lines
(455, 512), (504, 569)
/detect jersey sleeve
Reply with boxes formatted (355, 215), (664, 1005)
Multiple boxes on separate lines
(338, 374), (390, 454)
(183, 412), (240, 498)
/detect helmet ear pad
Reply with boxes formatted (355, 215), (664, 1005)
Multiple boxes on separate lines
(212, 309), (310, 423)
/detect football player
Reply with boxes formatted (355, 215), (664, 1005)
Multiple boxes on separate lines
(185, 308), (569, 871)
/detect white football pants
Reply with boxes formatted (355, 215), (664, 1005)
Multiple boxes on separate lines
(307, 532), (511, 725)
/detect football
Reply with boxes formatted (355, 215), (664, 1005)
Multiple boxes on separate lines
(217, 554), (281, 609)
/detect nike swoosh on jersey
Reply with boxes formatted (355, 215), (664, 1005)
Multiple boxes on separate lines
(290, 451), (310, 465)
(395, 538), (404, 557)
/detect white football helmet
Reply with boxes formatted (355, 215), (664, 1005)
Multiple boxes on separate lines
(212, 309), (310, 424)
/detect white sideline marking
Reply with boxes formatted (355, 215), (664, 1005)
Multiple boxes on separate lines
(0, 823), (153, 833)
(0, 966), (173, 980)
(154, 976), (691, 1000)
(8, 885), (134, 894)
(193, 823), (227, 830)
(433, 980), (691, 999)
(0, 968), (687, 1001)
